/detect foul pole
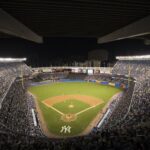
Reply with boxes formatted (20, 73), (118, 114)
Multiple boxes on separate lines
(128, 64), (131, 87)
(21, 64), (24, 89)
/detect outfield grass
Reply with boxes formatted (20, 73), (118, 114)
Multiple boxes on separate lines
(28, 82), (122, 137)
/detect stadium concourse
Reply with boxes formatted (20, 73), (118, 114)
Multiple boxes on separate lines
(0, 56), (149, 149)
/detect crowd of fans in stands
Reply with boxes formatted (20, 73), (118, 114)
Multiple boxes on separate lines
(0, 63), (31, 135)
(35, 72), (68, 81)
(26, 94), (44, 137)
(0, 125), (149, 150)
(112, 60), (150, 80)
(0, 62), (31, 106)
(118, 79), (150, 128)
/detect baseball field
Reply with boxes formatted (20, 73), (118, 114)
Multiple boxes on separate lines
(28, 81), (122, 138)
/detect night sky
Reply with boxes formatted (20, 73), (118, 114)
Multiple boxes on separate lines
(0, 37), (149, 67)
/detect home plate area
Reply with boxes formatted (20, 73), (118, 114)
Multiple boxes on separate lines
(61, 113), (77, 122)
(42, 95), (104, 123)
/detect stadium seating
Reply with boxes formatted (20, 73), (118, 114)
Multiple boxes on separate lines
(0, 62), (32, 106)
(34, 72), (68, 81)
(0, 62), (35, 135)
(66, 73), (87, 80)
(119, 79), (150, 128)
(112, 60), (150, 80)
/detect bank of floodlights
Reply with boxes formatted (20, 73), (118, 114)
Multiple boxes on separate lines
(116, 55), (150, 60)
(0, 57), (27, 62)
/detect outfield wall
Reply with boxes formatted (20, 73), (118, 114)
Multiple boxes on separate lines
(59, 79), (86, 82)
(60, 79), (128, 90)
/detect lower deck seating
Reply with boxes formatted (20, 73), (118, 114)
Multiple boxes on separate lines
(0, 81), (30, 135)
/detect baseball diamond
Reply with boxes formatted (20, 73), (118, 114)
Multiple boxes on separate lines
(29, 81), (122, 138)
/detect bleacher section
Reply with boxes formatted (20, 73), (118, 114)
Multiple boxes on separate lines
(0, 62), (43, 137)
(66, 73), (87, 80)
(0, 81), (30, 134)
(0, 62), (32, 107)
(33, 72), (68, 81)
(112, 60), (150, 80)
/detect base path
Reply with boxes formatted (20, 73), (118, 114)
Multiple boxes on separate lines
(42, 94), (104, 123)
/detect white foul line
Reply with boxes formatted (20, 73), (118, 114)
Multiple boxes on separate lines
(43, 102), (102, 117)
(43, 102), (64, 115)
(76, 103), (101, 116)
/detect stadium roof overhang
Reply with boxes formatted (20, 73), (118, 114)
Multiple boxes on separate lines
(0, 0), (149, 43)
(0, 9), (43, 43)
(97, 15), (150, 44)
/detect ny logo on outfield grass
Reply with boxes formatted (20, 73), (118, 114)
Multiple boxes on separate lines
(60, 125), (71, 134)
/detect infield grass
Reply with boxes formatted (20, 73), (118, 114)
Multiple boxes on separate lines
(53, 99), (90, 114)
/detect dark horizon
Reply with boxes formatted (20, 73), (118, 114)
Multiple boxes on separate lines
(0, 37), (149, 67)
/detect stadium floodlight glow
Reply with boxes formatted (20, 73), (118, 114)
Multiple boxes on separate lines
(116, 55), (150, 60)
(0, 57), (27, 62)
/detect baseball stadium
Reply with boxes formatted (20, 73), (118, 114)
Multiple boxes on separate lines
(0, 1), (150, 150)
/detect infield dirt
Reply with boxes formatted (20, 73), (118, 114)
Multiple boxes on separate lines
(43, 94), (103, 107)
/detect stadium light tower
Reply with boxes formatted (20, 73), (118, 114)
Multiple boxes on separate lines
(0, 58), (27, 62)
(116, 55), (150, 60)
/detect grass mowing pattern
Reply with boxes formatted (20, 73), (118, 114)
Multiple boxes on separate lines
(28, 82), (122, 137)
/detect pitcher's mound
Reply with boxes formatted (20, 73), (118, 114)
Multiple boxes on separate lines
(68, 104), (74, 108)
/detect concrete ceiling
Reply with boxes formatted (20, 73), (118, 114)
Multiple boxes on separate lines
(0, 0), (150, 38)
